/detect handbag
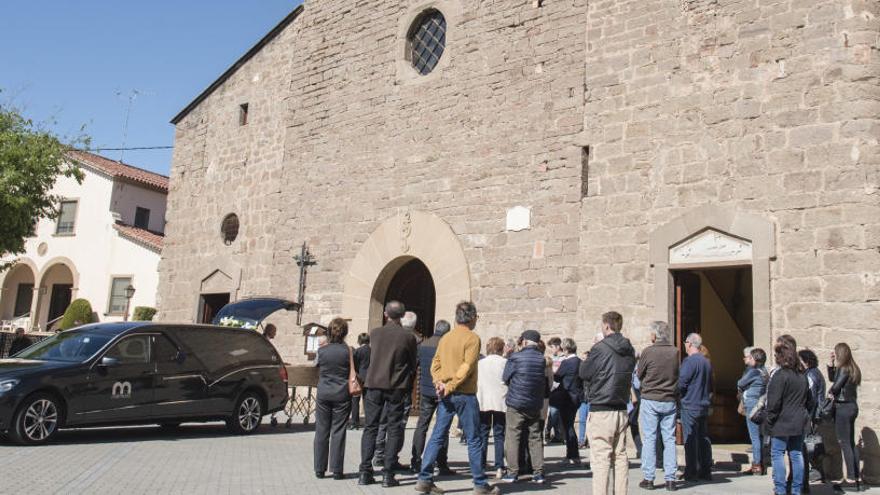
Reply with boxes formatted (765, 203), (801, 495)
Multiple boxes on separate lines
(748, 394), (767, 425)
(347, 346), (362, 397)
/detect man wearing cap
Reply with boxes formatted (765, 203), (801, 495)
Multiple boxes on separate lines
(500, 329), (550, 485)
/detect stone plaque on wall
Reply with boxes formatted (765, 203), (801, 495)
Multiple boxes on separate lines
(506, 206), (531, 232)
(669, 229), (752, 265)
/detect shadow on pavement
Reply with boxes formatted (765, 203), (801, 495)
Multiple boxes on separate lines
(0, 421), (309, 447)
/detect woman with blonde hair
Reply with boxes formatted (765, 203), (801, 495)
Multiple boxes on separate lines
(827, 342), (863, 492)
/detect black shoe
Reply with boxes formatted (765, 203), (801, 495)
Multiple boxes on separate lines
(382, 474), (400, 488)
(411, 462), (421, 475)
(389, 461), (408, 472)
(473, 485), (501, 495)
(315, 472), (325, 479)
(666, 481), (677, 491)
(415, 480), (446, 494)
(333, 472), (344, 480)
(358, 472), (375, 485)
(640, 479), (656, 490)
(436, 465), (456, 476)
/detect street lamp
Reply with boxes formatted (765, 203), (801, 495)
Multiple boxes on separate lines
(123, 284), (136, 322)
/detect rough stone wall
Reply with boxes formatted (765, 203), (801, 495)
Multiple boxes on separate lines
(270, 0), (588, 347)
(157, 27), (296, 322)
(580, 0), (879, 474)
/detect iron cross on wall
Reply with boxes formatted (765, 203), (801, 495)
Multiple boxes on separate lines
(294, 242), (316, 326)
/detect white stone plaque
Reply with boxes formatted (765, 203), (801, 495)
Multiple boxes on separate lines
(506, 206), (531, 232)
(669, 229), (752, 265)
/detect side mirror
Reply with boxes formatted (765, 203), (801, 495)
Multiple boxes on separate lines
(99, 356), (120, 368)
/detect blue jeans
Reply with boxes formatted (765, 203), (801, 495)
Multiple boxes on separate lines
(480, 411), (505, 470)
(771, 435), (804, 495)
(578, 402), (589, 443)
(680, 407), (712, 479)
(419, 393), (487, 487)
(640, 399), (678, 481)
(744, 397), (762, 465)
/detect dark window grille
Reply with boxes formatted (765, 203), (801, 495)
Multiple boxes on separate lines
(409, 10), (446, 76)
(221, 213), (240, 245)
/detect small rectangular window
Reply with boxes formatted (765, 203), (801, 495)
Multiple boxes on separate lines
(55, 200), (78, 235)
(108, 276), (133, 315)
(239, 103), (249, 126)
(580, 146), (591, 199)
(134, 207), (151, 229)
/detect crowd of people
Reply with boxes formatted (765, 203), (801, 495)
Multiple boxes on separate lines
(305, 300), (864, 495)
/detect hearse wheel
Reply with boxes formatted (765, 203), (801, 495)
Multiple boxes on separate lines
(227, 391), (263, 435)
(10, 392), (61, 445)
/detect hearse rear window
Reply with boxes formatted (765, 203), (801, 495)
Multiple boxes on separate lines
(174, 327), (276, 374)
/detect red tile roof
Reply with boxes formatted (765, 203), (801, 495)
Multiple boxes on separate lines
(113, 223), (164, 253)
(67, 150), (169, 192)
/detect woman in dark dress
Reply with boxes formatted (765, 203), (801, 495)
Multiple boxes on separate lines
(827, 342), (863, 493)
(313, 318), (353, 479)
(766, 341), (812, 495)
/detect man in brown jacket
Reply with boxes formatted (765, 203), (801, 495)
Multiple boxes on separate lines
(359, 300), (418, 487)
(637, 321), (680, 491)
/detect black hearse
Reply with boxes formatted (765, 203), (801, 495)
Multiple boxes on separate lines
(0, 298), (297, 445)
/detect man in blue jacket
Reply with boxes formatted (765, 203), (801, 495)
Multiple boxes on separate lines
(679, 333), (713, 483)
(501, 329), (549, 484)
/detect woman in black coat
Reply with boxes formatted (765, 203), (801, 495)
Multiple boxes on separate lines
(766, 342), (812, 495)
(313, 318), (353, 479)
(827, 342), (863, 492)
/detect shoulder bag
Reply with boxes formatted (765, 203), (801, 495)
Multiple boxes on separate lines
(348, 346), (363, 397)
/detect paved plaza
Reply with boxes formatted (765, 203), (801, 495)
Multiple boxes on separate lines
(0, 418), (862, 495)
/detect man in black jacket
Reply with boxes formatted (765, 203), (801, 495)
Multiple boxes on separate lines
(349, 333), (370, 430)
(359, 301), (418, 487)
(8, 327), (32, 356)
(579, 311), (636, 495)
(410, 320), (453, 474)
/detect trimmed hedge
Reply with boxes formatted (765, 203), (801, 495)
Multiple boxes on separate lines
(59, 299), (95, 330)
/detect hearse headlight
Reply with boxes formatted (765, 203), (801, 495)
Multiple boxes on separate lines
(0, 379), (20, 394)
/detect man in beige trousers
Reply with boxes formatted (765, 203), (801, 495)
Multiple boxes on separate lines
(578, 311), (637, 494)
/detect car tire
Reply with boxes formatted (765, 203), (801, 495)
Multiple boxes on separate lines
(9, 392), (62, 445)
(227, 391), (263, 435)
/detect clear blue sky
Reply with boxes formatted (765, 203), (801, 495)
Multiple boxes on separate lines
(0, 1), (303, 176)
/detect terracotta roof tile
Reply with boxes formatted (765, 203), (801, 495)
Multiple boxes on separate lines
(67, 150), (169, 192)
(113, 223), (163, 253)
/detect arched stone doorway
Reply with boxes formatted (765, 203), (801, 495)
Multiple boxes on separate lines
(373, 257), (436, 337)
(650, 206), (775, 443)
(341, 210), (471, 337)
(35, 259), (79, 331)
(0, 260), (37, 322)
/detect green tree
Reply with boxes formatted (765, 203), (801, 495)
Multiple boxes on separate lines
(59, 298), (95, 330)
(0, 100), (87, 271)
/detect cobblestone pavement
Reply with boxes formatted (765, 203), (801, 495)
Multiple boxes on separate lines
(0, 420), (859, 495)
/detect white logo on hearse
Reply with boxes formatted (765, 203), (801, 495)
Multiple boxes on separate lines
(112, 381), (132, 399)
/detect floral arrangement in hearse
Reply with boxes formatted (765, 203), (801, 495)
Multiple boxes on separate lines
(217, 316), (257, 329)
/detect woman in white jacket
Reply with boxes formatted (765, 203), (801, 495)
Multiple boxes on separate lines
(477, 337), (509, 479)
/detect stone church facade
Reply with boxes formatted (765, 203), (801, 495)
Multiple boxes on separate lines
(158, 0), (878, 473)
